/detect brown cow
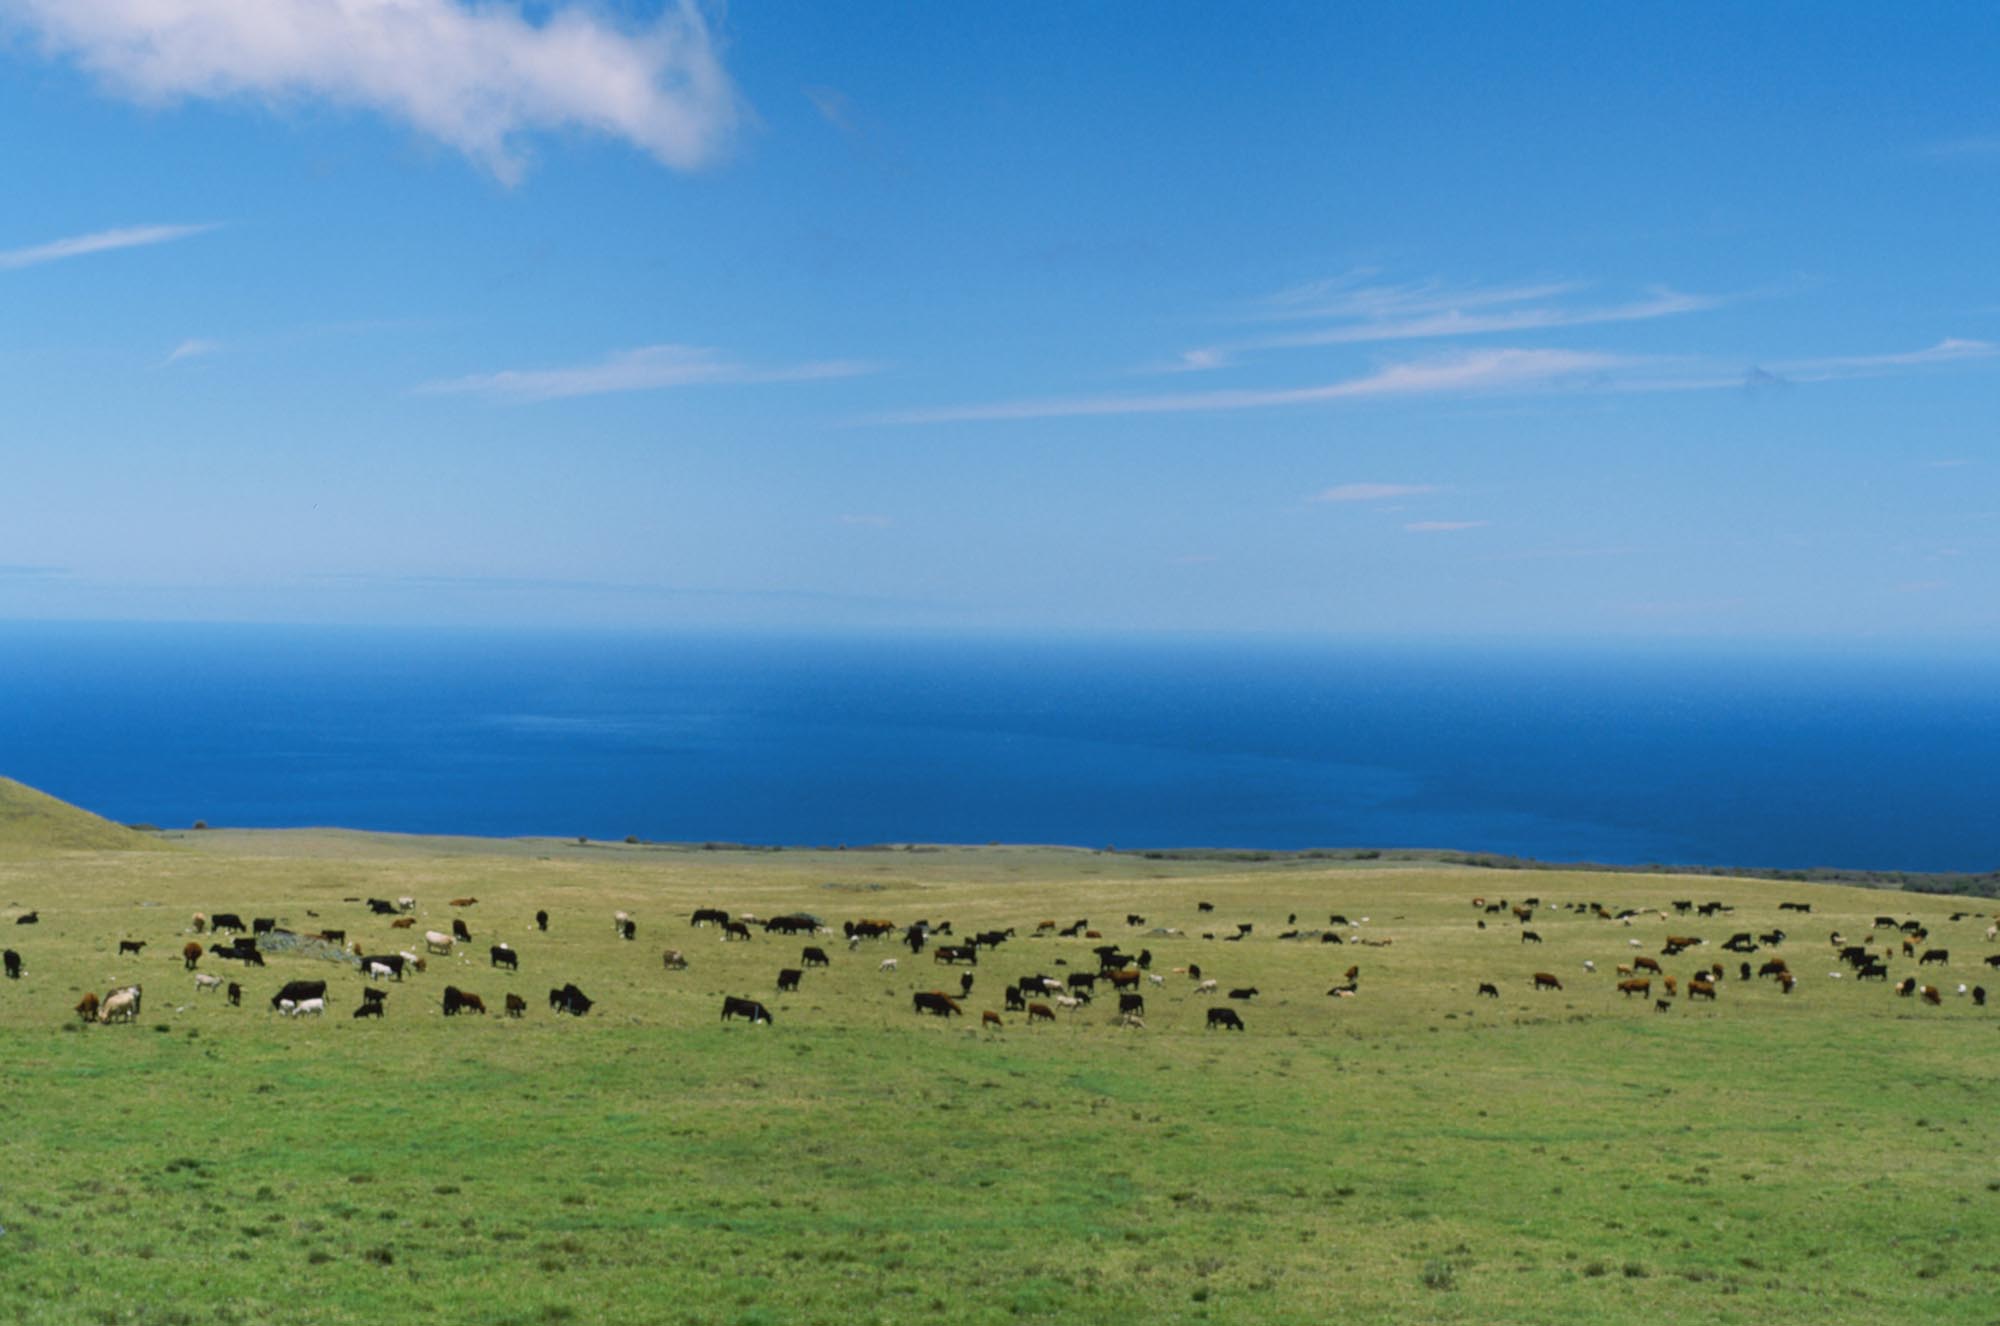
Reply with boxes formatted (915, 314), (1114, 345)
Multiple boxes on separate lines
(1027, 1002), (1056, 1023)
(390, 917), (416, 929)
(981, 1010), (1003, 1030)
(1107, 969), (1142, 989)
(1663, 976), (1678, 996)
(504, 993), (526, 1018)
(1617, 978), (1651, 998)
(1634, 956), (1662, 975)
(1921, 985), (1942, 1006)
(182, 941), (202, 970)
(75, 992), (99, 1022)
(449, 897), (477, 907)
(1532, 972), (1562, 991)
(1689, 978), (1717, 1000)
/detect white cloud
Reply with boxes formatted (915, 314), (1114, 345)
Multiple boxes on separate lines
(1770, 338), (1998, 381)
(1404, 521), (1487, 533)
(1310, 483), (1439, 503)
(0, 222), (216, 270)
(4, 0), (741, 182)
(160, 337), (220, 366)
(885, 348), (1623, 424)
(419, 343), (877, 402)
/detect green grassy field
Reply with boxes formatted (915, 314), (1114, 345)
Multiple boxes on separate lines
(1, 798), (1996, 1324)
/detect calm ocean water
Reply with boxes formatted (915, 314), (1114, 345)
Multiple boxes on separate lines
(1, 623), (1995, 872)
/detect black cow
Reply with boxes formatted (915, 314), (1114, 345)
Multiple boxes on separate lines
(913, 991), (962, 1017)
(490, 944), (518, 970)
(721, 995), (771, 1024)
(932, 945), (977, 965)
(1476, 982), (1499, 997)
(1985, 954), (2000, 968)
(442, 985), (484, 1016)
(1920, 949), (1949, 966)
(550, 983), (594, 1016)
(360, 987), (387, 1006)
(1206, 1007), (1244, 1031)
(801, 946), (830, 967)
(210, 913), (246, 932)
(452, 918), (472, 943)
(1974, 986), (1987, 1007)
(619, 918), (637, 941)
(1126, 914), (1146, 927)
(959, 971), (974, 997)
(2, 949), (18, 979)
(777, 968), (802, 992)
(764, 915), (817, 935)
(360, 953), (406, 980)
(690, 908), (730, 927)
(1321, 932), (1344, 944)
(1067, 972), (1098, 993)
(270, 979), (328, 1011)
(252, 918), (276, 935)
(366, 899), (397, 916)
(1779, 901), (1811, 913)
(1197, 901), (1214, 913)
(1857, 962), (1890, 981)
(1118, 992), (1145, 1016)
(13, 911), (36, 925)
(352, 1002), (384, 1019)
(1520, 930), (1542, 944)
(535, 910), (549, 932)
(1228, 987), (1259, 1000)
(226, 981), (242, 1006)
(1005, 986), (1027, 1011)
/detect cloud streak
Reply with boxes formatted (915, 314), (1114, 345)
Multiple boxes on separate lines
(885, 348), (1624, 424)
(1310, 483), (1439, 503)
(4, 0), (741, 182)
(419, 343), (877, 402)
(0, 222), (216, 270)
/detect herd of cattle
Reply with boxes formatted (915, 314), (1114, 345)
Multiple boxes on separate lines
(7, 885), (1999, 1033)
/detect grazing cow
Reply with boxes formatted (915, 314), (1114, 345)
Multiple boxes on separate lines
(1920, 949), (1949, 966)
(691, 908), (730, 928)
(1633, 957), (1663, 975)
(270, 980), (328, 1011)
(449, 898), (477, 908)
(367, 899), (397, 916)
(1195, 979), (1218, 996)
(550, 984), (594, 1016)
(1740, 962), (1753, 982)
(353, 1002), (384, 1019)
(1688, 979), (1717, 1000)
(1532, 971), (1564, 991)
(619, 919), (637, 942)
(424, 931), (454, 955)
(397, 897), (416, 913)
(75, 992), (99, 1021)
(913, 991), (962, 1017)
(662, 949), (688, 970)
(932, 945), (978, 966)
(1005, 986), (1029, 1012)
(1107, 969), (1142, 990)
(1, 949), (18, 980)
(1520, 930), (1542, 944)
(1858, 962), (1890, 981)
(1197, 902), (1214, 913)
(441, 986), (475, 1016)
(361, 954), (406, 980)
(720, 995), (772, 1024)
(535, 910), (549, 932)
(1476, 982), (1499, 998)
(490, 944), (518, 970)
(1027, 1002), (1056, 1024)
(117, 939), (146, 956)
(226, 982), (241, 1006)
(1780, 901), (1811, 913)
(801, 946), (830, 968)
(505, 993), (526, 1018)
(1227, 986), (1259, 1000)
(1780, 973), (1797, 995)
(191, 912), (207, 934)
(982, 1010), (1003, 1029)
(390, 917), (416, 929)
(1655, 998), (1672, 1012)
(1897, 976), (1918, 997)
(723, 922), (752, 942)
(214, 913), (248, 932)
(879, 957), (898, 972)
(1758, 959), (1790, 979)
(193, 973), (224, 994)
(1921, 984), (1942, 1006)
(289, 997), (326, 1018)
(1126, 913), (1146, 927)
(1617, 978), (1651, 998)
(452, 919), (472, 943)
(1206, 1007), (1245, 1031)
(360, 987), (387, 1006)
(1664, 976), (1678, 996)
(98, 985), (141, 1023)
(1985, 954), (2000, 969)
(960, 972), (975, 997)
(777, 968), (803, 992)
(1974, 986), (1987, 1007)
(1119, 992), (1146, 1016)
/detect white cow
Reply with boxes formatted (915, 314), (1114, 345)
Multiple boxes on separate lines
(193, 973), (224, 994)
(397, 896), (416, 913)
(98, 985), (141, 1023)
(424, 931), (454, 955)
(878, 957), (898, 972)
(366, 960), (393, 981)
(294, 997), (326, 1017)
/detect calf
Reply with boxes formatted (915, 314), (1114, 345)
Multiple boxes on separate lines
(1227, 986), (1259, 1000)
(226, 982), (242, 1006)
(118, 940), (146, 956)
(390, 917), (416, 929)
(442, 986), (483, 1016)
(982, 1010), (1004, 1029)
(352, 1001), (384, 1019)
(75, 992), (99, 1022)
(1206, 1006), (1245, 1031)
(662, 949), (688, 970)
(360, 987), (387, 1006)
(1520, 930), (1542, 944)
(1921, 984), (1942, 1006)
(193, 973), (224, 994)
(505, 993), (527, 1018)
(1476, 982), (1499, 998)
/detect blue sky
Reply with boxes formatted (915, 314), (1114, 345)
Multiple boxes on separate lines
(1, 1), (1995, 640)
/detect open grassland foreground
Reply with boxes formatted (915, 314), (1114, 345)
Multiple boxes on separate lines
(0, 831), (1996, 1325)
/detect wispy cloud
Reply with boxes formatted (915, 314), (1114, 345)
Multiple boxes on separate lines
(1172, 279), (1721, 371)
(886, 348), (1624, 424)
(1404, 520), (1487, 533)
(160, 337), (220, 367)
(1310, 483), (1439, 503)
(1769, 338), (1998, 381)
(1251, 274), (1584, 324)
(4, 0), (741, 182)
(0, 222), (216, 270)
(419, 344), (878, 403)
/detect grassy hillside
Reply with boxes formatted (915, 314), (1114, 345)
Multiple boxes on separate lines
(0, 830), (1995, 1324)
(0, 776), (165, 855)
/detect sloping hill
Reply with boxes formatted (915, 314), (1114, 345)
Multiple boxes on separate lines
(0, 778), (164, 852)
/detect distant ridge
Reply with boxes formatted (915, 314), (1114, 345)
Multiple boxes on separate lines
(0, 777), (164, 852)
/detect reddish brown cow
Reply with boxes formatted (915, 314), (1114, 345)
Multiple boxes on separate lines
(1689, 978), (1717, 1000)
(182, 941), (202, 970)
(1107, 969), (1143, 989)
(1532, 972), (1562, 991)
(981, 1010), (1003, 1029)
(75, 992), (99, 1022)
(1617, 978), (1651, 998)
(1633, 957), (1662, 975)
(390, 917), (416, 929)
(1027, 1002), (1056, 1023)
(1921, 985), (1942, 1006)
(449, 897), (477, 907)
(1663, 975), (1678, 996)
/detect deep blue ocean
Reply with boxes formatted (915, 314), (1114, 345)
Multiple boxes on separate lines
(1, 623), (1995, 873)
